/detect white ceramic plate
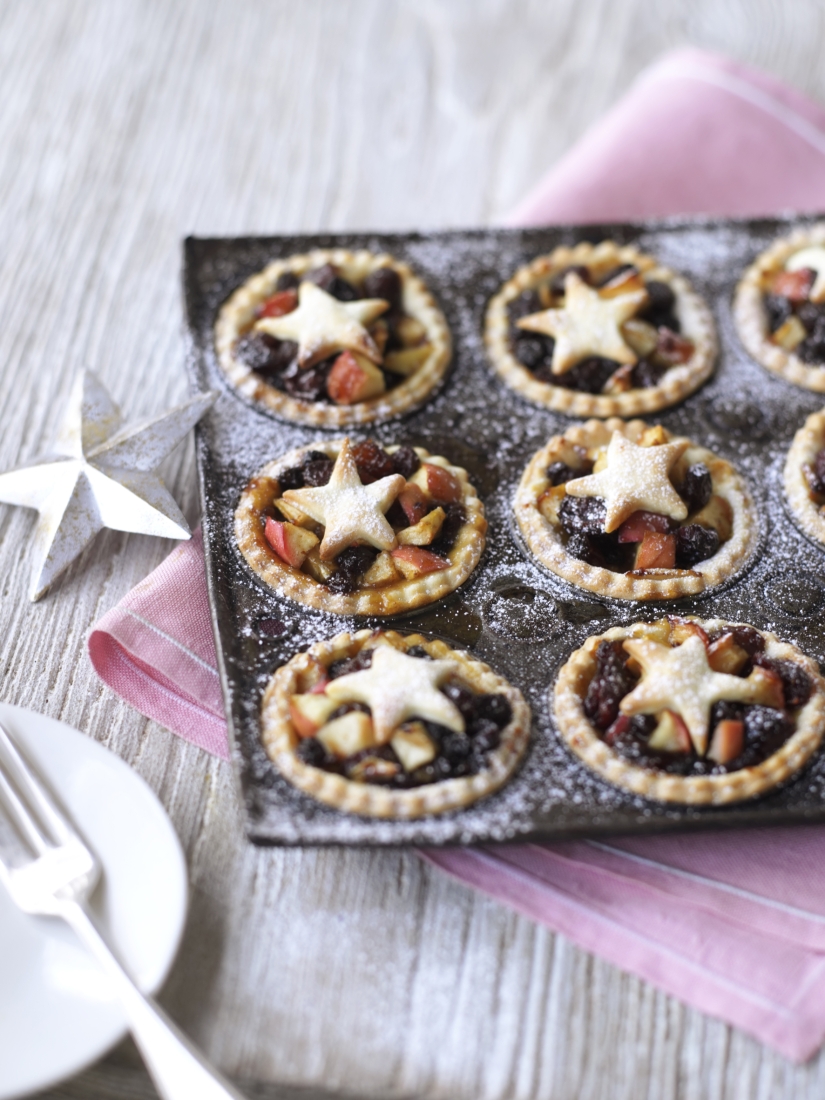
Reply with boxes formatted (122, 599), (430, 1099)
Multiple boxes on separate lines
(0, 703), (188, 1099)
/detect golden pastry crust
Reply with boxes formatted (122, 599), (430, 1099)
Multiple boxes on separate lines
(784, 407), (825, 545)
(235, 441), (486, 616)
(261, 630), (531, 818)
(514, 418), (756, 601)
(734, 224), (825, 392)
(484, 240), (717, 418)
(553, 619), (825, 805)
(215, 248), (452, 426)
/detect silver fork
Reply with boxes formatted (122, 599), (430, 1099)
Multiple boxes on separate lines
(0, 719), (247, 1100)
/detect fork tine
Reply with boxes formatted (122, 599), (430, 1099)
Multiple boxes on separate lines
(0, 721), (72, 851)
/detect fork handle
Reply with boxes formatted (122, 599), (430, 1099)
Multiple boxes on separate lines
(61, 901), (247, 1100)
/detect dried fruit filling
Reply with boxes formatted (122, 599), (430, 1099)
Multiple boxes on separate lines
(255, 441), (467, 592)
(584, 620), (812, 776)
(234, 263), (434, 404)
(802, 446), (825, 499)
(539, 426), (729, 573)
(508, 264), (695, 394)
(290, 641), (513, 787)
(762, 252), (825, 364)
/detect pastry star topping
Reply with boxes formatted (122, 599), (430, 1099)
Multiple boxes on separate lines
(619, 634), (769, 755)
(325, 644), (464, 743)
(254, 281), (390, 367)
(282, 439), (404, 560)
(564, 431), (689, 533)
(517, 272), (648, 375)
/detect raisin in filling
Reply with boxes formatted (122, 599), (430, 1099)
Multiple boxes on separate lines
(548, 456), (722, 573)
(260, 442), (461, 591)
(295, 649), (513, 788)
(234, 263), (432, 404)
(507, 266), (692, 395)
(585, 630), (808, 776)
(802, 446), (825, 498)
(763, 266), (825, 364)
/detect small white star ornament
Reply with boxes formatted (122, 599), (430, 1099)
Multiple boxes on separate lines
(0, 371), (217, 600)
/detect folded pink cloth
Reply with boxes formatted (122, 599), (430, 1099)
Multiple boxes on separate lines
(88, 48), (825, 1060)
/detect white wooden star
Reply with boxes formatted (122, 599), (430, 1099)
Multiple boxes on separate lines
(620, 635), (772, 755)
(282, 438), (404, 560)
(564, 431), (689, 533)
(325, 644), (464, 744)
(0, 371), (216, 600)
(517, 271), (648, 375)
(254, 280), (390, 367)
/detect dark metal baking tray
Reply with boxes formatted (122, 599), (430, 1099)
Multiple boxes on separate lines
(183, 213), (825, 846)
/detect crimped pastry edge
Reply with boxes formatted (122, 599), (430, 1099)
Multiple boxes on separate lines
(215, 248), (452, 426)
(734, 223), (825, 393)
(235, 441), (486, 616)
(553, 618), (825, 805)
(784, 407), (825, 546)
(484, 240), (717, 418)
(514, 418), (757, 602)
(261, 630), (531, 818)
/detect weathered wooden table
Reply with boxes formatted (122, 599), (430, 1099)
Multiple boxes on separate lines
(3, 2), (825, 1097)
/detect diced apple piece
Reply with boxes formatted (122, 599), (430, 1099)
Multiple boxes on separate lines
(639, 424), (669, 447)
(383, 345), (430, 376)
(617, 510), (674, 544)
(398, 483), (429, 525)
(634, 530), (676, 570)
(362, 551), (401, 586)
(621, 318), (659, 357)
(551, 439), (590, 469)
(772, 267), (815, 302)
(600, 270), (647, 298)
(771, 315), (807, 350)
(391, 721), (437, 772)
(316, 711), (376, 758)
(691, 494), (733, 541)
(786, 247), (825, 303)
(302, 546), (336, 584)
(273, 496), (317, 528)
(667, 617), (710, 648)
(264, 518), (320, 567)
(538, 484), (566, 526)
(707, 633), (749, 675)
(648, 710), (692, 753)
(707, 719), (745, 765)
(409, 463), (463, 504)
(394, 315), (427, 347)
(327, 350), (386, 404)
(289, 694), (338, 738)
(310, 676), (330, 694)
(654, 329), (694, 366)
(391, 546), (452, 577)
(748, 666), (785, 709)
(397, 506), (446, 546)
(257, 289), (298, 319)
(603, 364), (634, 394)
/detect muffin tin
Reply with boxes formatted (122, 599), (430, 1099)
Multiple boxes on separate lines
(183, 213), (825, 846)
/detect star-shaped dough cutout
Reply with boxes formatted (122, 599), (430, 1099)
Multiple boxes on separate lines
(564, 431), (689, 533)
(254, 281), (390, 367)
(517, 272), (648, 375)
(325, 644), (464, 743)
(282, 439), (404, 560)
(0, 371), (216, 600)
(619, 634), (772, 755)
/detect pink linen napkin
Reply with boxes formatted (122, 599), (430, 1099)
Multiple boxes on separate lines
(88, 48), (825, 1060)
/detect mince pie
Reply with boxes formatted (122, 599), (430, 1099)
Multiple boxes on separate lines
(515, 418), (756, 601)
(784, 407), (825, 546)
(554, 617), (825, 804)
(735, 223), (825, 392)
(235, 438), (486, 615)
(215, 249), (451, 426)
(261, 630), (530, 817)
(485, 240), (716, 417)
